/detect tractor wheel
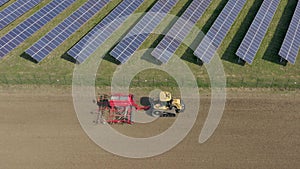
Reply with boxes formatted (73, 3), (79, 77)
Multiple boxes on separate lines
(152, 110), (162, 117)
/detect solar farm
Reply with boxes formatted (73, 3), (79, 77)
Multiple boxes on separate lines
(0, 0), (298, 87)
(0, 0), (300, 168)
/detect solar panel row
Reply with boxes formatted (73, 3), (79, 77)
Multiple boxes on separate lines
(279, 1), (300, 64)
(68, 0), (144, 63)
(25, 0), (110, 62)
(194, 0), (246, 63)
(236, 0), (280, 64)
(151, 0), (212, 63)
(0, 0), (9, 6)
(0, 0), (76, 59)
(0, 0), (42, 30)
(109, 0), (178, 64)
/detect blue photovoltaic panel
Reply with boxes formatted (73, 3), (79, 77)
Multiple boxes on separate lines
(68, 0), (144, 63)
(194, 0), (246, 63)
(109, 0), (178, 64)
(236, 0), (280, 64)
(151, 0), (212, 63)
(0, 0), (76, 59)
(0, 0), (9, 6)
(279, 1), (300, 64)
(0, 0), (42, 30)
(25, 0), (110, 62)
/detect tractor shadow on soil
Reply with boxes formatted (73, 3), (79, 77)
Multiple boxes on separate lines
(140, 97), (151, 106)
(140, 97), (153, 117)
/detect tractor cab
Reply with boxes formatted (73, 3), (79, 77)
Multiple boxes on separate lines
(151, 91), (185, 116)
(153, 91), (172, 110)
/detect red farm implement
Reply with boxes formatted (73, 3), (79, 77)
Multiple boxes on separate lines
(96, 94), (150, 124)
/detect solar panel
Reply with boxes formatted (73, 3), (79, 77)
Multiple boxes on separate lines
(67, 0), (144, 63)
(236, 0), (280, 64)
(279, 1), (300, 64)
(0, 0), (76, 59)
(0, 0), (42, 30)
(109, 0), (178, 64)
(151, 0), (212, 63)
(193, 0), (246, 63)
(0, 0), (9, 6)
(25, 0), (110, 62)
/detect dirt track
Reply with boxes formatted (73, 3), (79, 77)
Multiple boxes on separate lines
(0, 87), (299, 169)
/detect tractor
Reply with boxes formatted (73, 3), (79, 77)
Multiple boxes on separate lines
(150, 91), (185, 117)
(94, 91), (184, 124)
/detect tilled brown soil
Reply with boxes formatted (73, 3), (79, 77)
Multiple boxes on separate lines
(0, 87), (299, 169)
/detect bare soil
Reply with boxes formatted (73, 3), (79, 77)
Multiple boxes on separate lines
(0, 86), (299, 169)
